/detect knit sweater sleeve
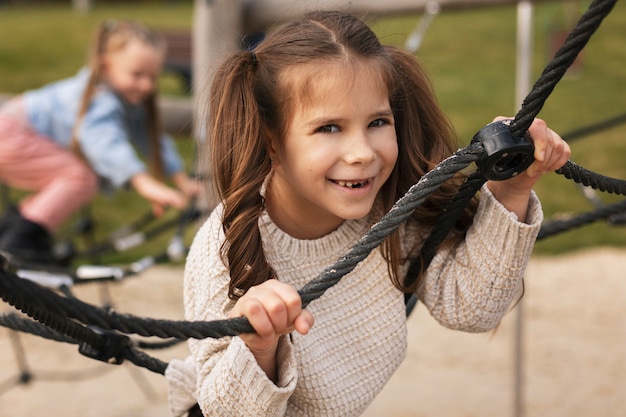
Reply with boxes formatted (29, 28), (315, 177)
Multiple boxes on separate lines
(165, 206), (298, 417)
(416, 184), (543, 332)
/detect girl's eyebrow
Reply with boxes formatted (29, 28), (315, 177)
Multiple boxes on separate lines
(304, 117), (344, 128)
(304, 109), (394, 127)
(373, 109), (394, 118)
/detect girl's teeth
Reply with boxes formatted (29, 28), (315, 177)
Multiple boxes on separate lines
(336, 180), (366, 188)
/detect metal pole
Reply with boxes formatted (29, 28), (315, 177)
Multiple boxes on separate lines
(513, 4), (533, 417)
(192, 0), (244, 209)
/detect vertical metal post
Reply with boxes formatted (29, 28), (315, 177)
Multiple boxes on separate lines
(192, 0), (244, 139)
(514, 3), (533, 417)
(192, 0), (244, 209)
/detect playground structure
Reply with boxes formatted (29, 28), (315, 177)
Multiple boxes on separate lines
(1, 1), (626, 416)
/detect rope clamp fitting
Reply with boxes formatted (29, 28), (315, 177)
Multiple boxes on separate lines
(471, 120), (535, 181)
(78, 326), (130, 365)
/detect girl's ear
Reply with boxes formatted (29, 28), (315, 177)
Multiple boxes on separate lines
(266, 129), (280, 165)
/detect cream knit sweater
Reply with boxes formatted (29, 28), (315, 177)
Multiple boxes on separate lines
(166, 185), (542, 416)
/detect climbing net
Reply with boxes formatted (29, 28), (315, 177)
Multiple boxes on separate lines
(0, 0), (623, 391)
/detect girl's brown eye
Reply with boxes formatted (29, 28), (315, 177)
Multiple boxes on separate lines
(316, 124), (339, 134)
(369, 119), (387, 128)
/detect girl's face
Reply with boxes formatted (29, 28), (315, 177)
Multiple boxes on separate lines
(266, 60), (398, 239)
(102, 39), (164, 105)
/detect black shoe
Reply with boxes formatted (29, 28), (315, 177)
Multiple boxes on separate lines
(0, 213), (56, 264)
(0, 205), (20, 237)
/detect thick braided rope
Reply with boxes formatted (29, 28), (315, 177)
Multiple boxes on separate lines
(409, 0), (621, 287)
(0, 279), (171, 373)
(3, 282), (103, 349)
(562, 112), (626, 143)
(508, 0), (622, 191)
(509, 0), (617, 136)
(0, 311), (174, 374)
(538, 198), (626, 240)
(403, 171), (487, 316)
(0, 268), (230, 340)
(0, 313), (77, 344)
(0, 312), (182, 350)
(404, 171), (487, 289)
(557, 161), (626, 196)
(400, 0), (618, 319)
(123, 347), (168, 375)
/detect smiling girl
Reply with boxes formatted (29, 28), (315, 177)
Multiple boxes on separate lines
(0, 20), (198, 263)
(165, 10), (570, 417)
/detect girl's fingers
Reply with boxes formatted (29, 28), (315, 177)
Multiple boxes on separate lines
(294, 309), (314, 335)
(269, 281), (303, 330)
(231, 279), (307, 337)
(242, 297), (275, 338)
(547, 129), (570, 170)
(526, 120), (570, 177)
(528, 118), (549, 162)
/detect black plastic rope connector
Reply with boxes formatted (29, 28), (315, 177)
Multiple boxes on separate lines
(471, 120), (535, 181)
(78, 326), (130, 365)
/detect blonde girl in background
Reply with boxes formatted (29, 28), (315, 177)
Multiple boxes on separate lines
(0, 19), (198, 263)
(165, 10), (570, 417)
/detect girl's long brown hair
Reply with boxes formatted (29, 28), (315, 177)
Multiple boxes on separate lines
(207, 10), (477, 299)
(72, 19), (167, 179)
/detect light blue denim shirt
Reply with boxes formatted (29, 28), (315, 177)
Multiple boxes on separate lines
(21, 68), (185, 189)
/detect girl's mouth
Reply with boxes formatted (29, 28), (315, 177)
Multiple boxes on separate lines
(331, 178), (372, 189)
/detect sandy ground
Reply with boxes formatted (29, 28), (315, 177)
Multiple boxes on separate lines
(1, 247), (625, 417)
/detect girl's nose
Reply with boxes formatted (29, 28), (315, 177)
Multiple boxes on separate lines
(343, 131), (376, 165)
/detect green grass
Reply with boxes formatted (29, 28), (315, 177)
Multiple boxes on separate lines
(1, 1), (625, 259)
(0, 3), (193, 95)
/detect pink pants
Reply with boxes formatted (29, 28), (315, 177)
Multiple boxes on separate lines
(0, 114), (98, 231)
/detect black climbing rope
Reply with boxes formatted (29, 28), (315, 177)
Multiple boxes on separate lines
(509, 0), (617, 137)
(405, 0), (620, 315)
(563, 112), (626, 143)
(538, 197), (626, 240)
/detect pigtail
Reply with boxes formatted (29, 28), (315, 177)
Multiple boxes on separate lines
(142, 25), (166, 180)
(383, 45), (477, 292)
(208, 50), (274, 299)
(146, 94), (165, 179)
(71, 20), (110, 156)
